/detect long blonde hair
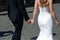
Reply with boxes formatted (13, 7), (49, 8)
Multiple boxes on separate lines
(40, 0), (49, 7)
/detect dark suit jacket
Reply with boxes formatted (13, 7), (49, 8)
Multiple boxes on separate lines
(7, 0), (29, 22)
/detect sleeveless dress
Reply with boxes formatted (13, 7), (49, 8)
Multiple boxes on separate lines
(37, 6), (53, 40)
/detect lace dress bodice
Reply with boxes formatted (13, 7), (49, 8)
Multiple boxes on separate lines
(39, 6), (49, 13)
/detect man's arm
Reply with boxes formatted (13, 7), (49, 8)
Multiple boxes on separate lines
(17, 0), (30, 21)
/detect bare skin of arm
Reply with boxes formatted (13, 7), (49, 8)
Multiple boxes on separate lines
(48, 0), (59, 26)
(31, 0), (59, 25)
(30, 0), (39, 24)
(32, 0), (38, 19)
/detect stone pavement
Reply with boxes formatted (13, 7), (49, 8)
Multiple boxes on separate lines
(0, 3), (60, 40)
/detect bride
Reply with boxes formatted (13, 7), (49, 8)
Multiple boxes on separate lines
(30, 0), (60, 40)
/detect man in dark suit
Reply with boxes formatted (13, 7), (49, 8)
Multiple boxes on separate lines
(7, 0), (31, 40)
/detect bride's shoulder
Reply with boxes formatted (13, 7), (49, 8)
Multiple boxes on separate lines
(35, 0), (40, 3)
(48, 0), (52, 3)
(35, 0), (40, 5)
(34, 0), (40, 6)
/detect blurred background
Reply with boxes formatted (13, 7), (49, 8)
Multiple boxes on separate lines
(0, 0), (60, 11)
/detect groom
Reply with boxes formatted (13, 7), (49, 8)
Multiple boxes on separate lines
(7, 0), (31, 40)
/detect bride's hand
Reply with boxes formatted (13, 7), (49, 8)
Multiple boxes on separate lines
(31, 18), (35, 24)
(56, 21), (60, 27)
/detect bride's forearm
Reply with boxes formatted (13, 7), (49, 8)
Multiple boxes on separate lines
(51, 12), (58, 22)
(32, 9), (37, 19)
(32, 0), (38, 19)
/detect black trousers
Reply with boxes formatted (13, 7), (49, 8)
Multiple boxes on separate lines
(11, 11), (23, 40)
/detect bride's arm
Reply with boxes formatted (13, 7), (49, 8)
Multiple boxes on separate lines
(48, 0), (58, 23)
(32, 0), (38, 19)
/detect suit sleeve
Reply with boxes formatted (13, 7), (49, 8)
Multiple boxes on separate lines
(17, 0), (29, 21)
(7, 0), (10, 17)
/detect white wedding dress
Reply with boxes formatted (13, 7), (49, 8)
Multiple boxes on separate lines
(37, 6), (53, 40)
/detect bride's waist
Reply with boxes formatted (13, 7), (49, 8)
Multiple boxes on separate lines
(39, 12), (51, 17)
(40, 10), (49, 13)
(39, 12), (50, 14)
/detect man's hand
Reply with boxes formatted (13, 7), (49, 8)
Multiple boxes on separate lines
(26, 19), (32, 24)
